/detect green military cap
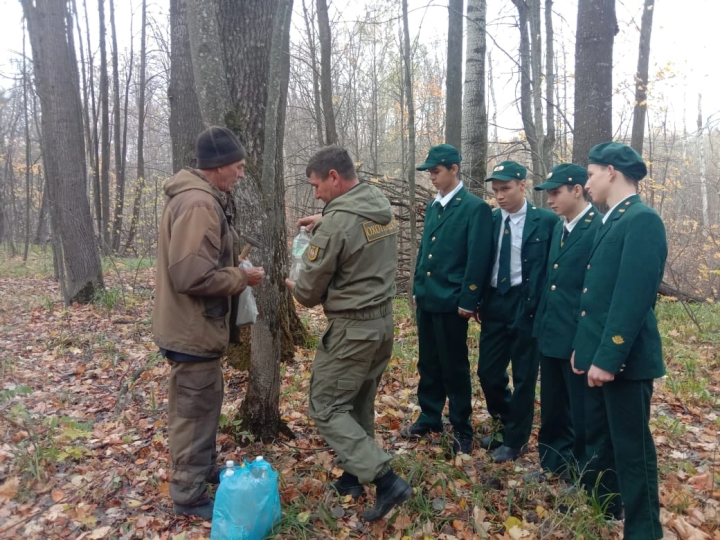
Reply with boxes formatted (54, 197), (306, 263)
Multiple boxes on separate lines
(486, 160), (527, 182)
(534, 163), (588, 191)
(416, 144), (462, 171)
(588, 142), (647, 181)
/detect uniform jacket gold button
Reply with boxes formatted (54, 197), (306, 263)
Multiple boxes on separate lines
(428, 254), (432, 259)
(553, 263), (558, 269)
(583, 288), (588, 293)
(581, 311), (586, 316)
(427, 271), (431, 276)
(587, 264), (591, 269)
(431, 236), (436, 241)
(551, 285), (556, 291)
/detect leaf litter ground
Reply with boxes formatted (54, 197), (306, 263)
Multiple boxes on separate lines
(1, 259), (719, 539)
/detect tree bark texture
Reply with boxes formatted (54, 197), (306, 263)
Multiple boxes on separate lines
(630, 0), (655, 156)
(572, 0), (617, 166)
(445, 0), (463, 148)
(169, 0), (204, 170)
(316, 0), (338, 145)
(21, 0), (104, 304)
(186, 0), (232, 126)
(301, 0), (324, 146)
(461, 0), (487, 196)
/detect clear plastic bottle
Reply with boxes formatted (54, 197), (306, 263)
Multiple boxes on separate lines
(289, 226), (310, 280)
(251, 456), (268, 479)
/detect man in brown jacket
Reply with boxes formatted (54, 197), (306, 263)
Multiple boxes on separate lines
(153, 126), (264, 519)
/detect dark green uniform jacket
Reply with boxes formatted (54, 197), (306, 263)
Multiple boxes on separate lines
(533, 206), (602, 359)
(413, 187), (493, 313)
(293, 182), (398, 312)
(484, 201), (558, 330)
(573, 195), (667, 379)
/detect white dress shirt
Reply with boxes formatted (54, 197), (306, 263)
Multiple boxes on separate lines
(602, 194), (634, 224)
(564, 203), (593, 234)
(432, 181), (464, 208)
(491, 200), (527, 288)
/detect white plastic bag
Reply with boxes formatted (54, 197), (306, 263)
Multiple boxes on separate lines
(236, 260), (258, 327)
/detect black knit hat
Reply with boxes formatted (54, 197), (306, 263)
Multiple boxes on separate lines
(195, 126), (246, 169)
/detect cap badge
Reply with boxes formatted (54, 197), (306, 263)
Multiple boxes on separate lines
(494, 165), (504, 171)
(547, 172), (553, 179)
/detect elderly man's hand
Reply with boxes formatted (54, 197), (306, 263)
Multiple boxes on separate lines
(297, 213), (322, 231)
(244, 266), (265, 286)
(285, 278), (296, 291)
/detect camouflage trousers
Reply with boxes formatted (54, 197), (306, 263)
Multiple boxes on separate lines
(167, 359), (223, 505)
(309, 306), (394, 484)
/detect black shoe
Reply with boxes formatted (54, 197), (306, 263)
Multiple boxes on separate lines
(491, 444), (527, 463)
(452, 434), (473, 455)
(400, 422), (443, 438)
(479, 434), (503, 451)
(332, 472), (363, 500)
(362, 470), (413, 522)
(173, 493), (214, 520)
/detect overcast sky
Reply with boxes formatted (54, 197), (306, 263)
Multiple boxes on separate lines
(1, 0), (717, 139)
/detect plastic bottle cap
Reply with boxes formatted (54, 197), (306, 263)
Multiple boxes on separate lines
(226, 460), (235, 468)
(300, 226), (307, 232)
(255, 456), (264, 462)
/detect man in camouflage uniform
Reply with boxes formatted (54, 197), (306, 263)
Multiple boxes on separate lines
(285, 146), (412, 522)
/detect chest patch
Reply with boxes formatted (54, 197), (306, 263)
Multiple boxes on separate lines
(362, 219), (399, 243)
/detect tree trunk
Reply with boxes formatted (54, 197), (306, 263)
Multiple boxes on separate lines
(445, 0), (463, 148)
(572, 0), (617, 165)
(301, 0), (324, 146)
(241, 0), (294, 440)
(22, 0), (104, 303)
(544, 0), (556, 169)
(125, 0), (147, 254)
(316, 0), (337, 145)
(169, 0), (204, 170)
(34, 174), (49, 245)
(186, 0), (232, 126)
(99, 0), (111, 253)
(23, 19), (31, 261)
(402, 0), (417, 308)
(109, 0), (125, 252)
(630, 0), (655, 156)
(461, 0), (487, 197)
(697, 95), (709, 228)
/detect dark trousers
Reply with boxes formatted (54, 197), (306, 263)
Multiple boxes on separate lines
(477, 286), (540, 449)
(582, 378), (662, 540)
(538, 355), (586, 476)
(167, 359), (223, 505)
(415, 309), (472, 437)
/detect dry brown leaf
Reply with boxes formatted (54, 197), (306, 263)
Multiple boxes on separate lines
(0, 477), (19, 504)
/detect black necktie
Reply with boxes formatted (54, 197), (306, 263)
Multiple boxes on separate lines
(561, 225), (569, 246)
(498, 216), (512, 294)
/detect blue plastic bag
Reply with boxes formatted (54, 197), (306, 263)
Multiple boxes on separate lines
(211, 457), (281, 540)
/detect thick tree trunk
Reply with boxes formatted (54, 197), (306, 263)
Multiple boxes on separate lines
(22, 0), (104, 303)
(445, 0), (463, 148)
(572, 0), (617, 165)
(186, 0), (232, 126)
(630, 0), (655, 156)
(168, 0), (204, 170)
(544, 0), (556, 168)
(316, 0), (337, 145)
(125, 0), (147, 254)
(241, 0), (294, 440)
(461, 0), (487, 197)
(402, 0), (417, 308)
(99, 0), (111, 253)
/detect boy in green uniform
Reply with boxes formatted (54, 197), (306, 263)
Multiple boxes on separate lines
(478, 161), (558, 463)
(402, 144), (494, 455)
(531, 163), (602, 480)
(572, 142), (666, 539)
(286, 146), (412, 522)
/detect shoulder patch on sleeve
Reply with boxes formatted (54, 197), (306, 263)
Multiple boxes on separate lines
(612, 335), (625, 345)
(307, 245), (320, 261)
(362, 219), (399, 243)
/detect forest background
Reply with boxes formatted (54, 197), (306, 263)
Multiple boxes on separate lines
(1, 0), (719, 539)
